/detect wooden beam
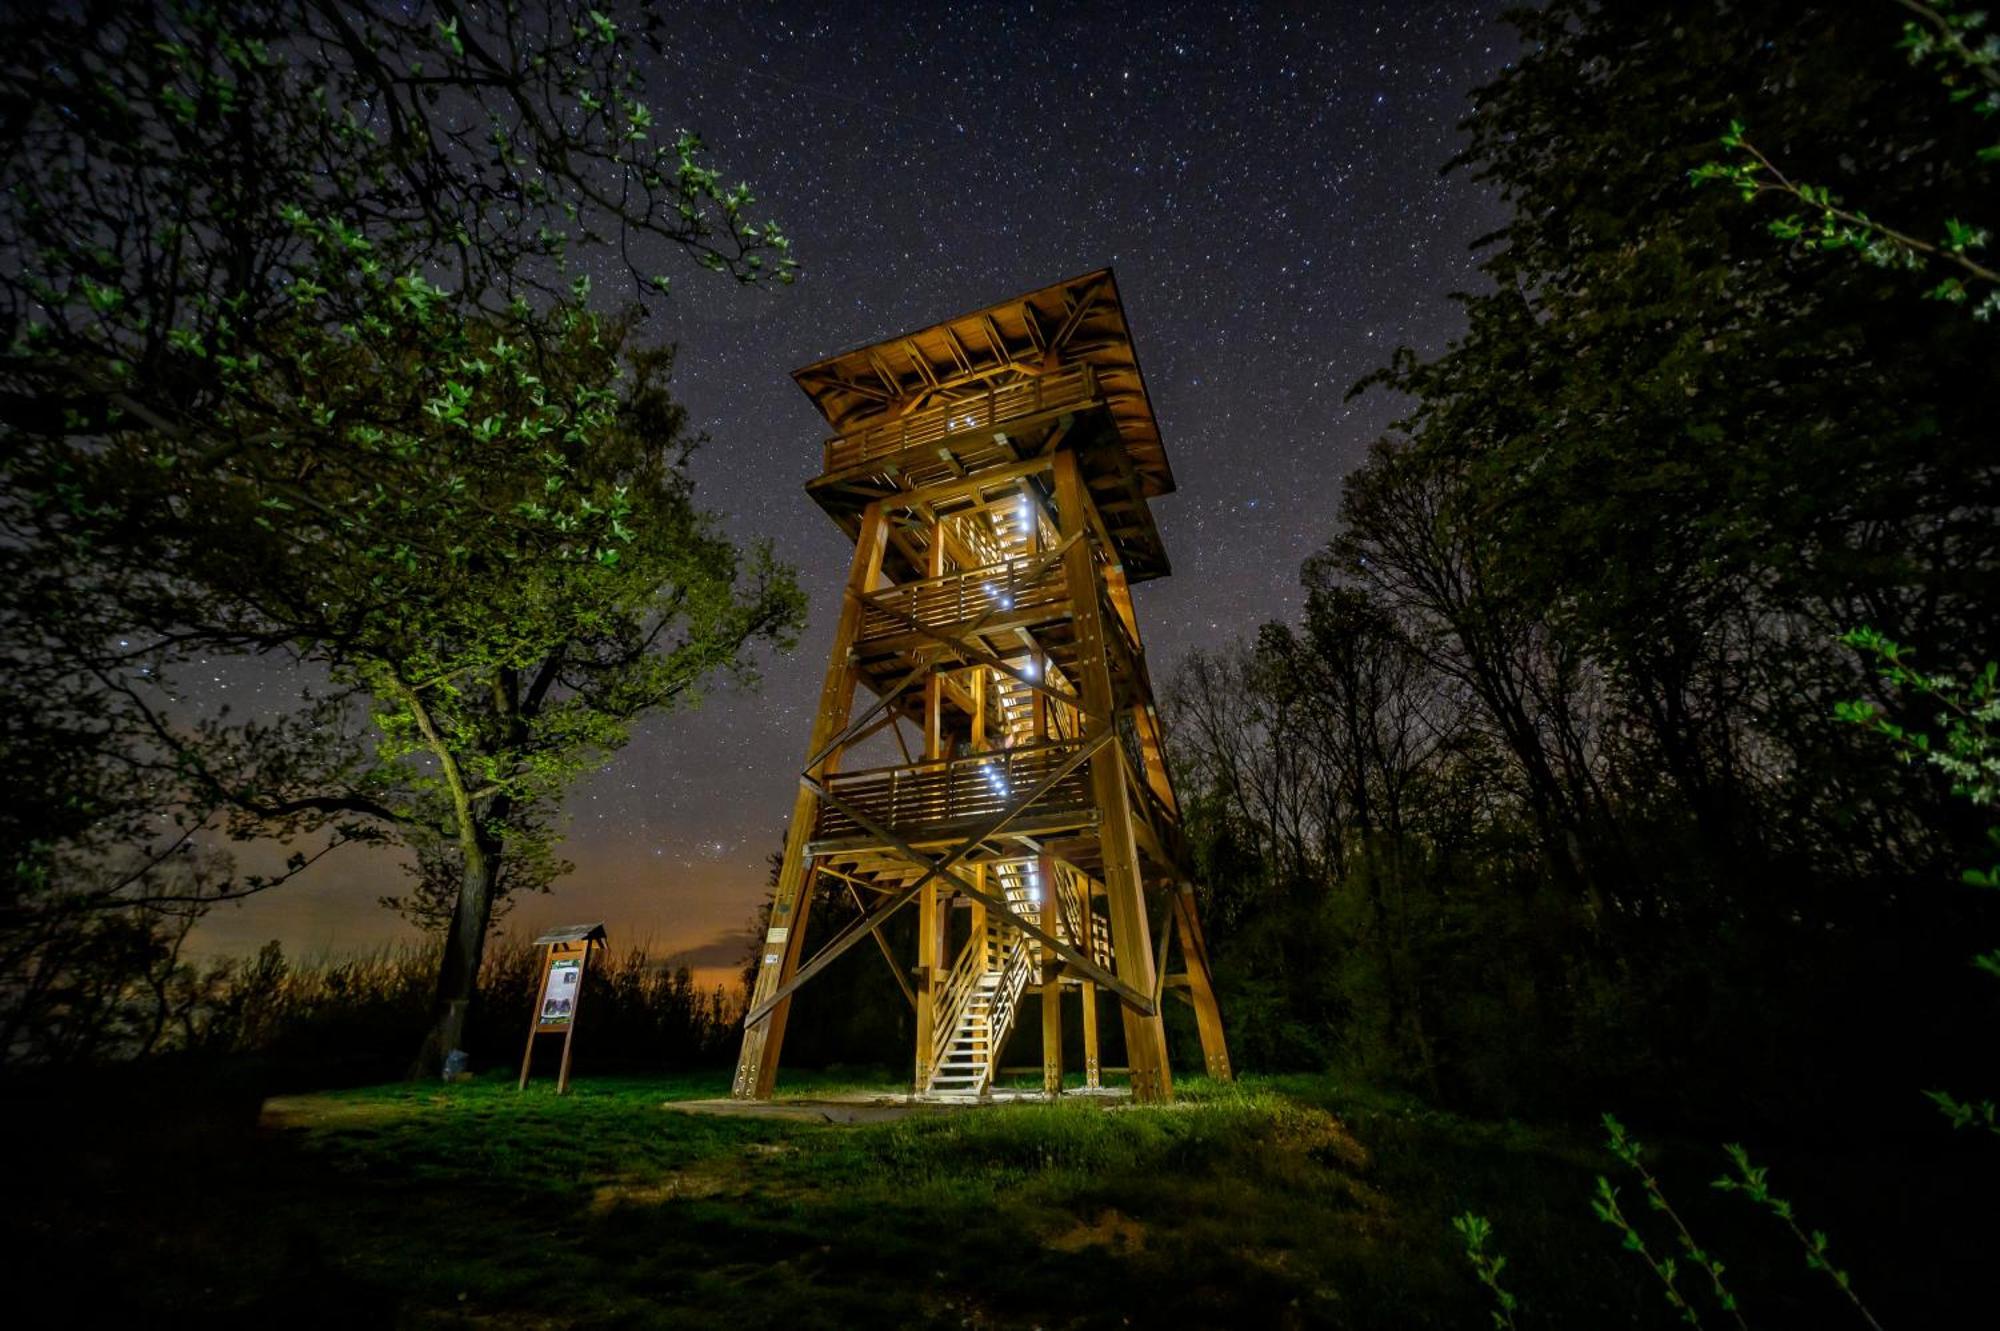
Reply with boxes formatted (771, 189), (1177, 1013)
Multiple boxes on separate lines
(1039, 851), (1063, 1096)
(941, 325), (976, 377)
(844, 878), (917, 1012)
(865, 349), (907, 401)
(889, 456), (1056, 513)
(1058, 448), (1173, 1103)
(904, 341), (940, 389)
(743, 726), (1121, 1028)
(1050, 274), (1110, 353)
(732, 502), (891, 1099)
(797, 368), (894, 403)
(1174, 886), (1233, 1080)
(1015, 308), (1045, 356)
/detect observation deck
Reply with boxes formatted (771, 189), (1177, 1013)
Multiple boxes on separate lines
(820, 363), (1099, 476)
(793, 269), (1176, 584)
(809, 738), (1096, 853)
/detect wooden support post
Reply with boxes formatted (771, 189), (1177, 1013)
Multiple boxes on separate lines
(519, 955), (552, 1092)
(1174, 888), (1233, 1081)
(1081, 978), (1102, 1089)
(916, 875), (940, 1091)
(968, 862), (987, 968)
(556, 961), (583, 1095)
(965, 667), (987, 945)
(733, 504), (890, 1100)
(914, 520), (947, 1093)
(1039, 851), (1063, 1096)
(1077, 865), (1102, 1090)
(1055, 449), (1172, 1103)
(969, 662), (986, 748)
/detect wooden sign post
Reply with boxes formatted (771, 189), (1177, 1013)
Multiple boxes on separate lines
(518, 923), (606, 1094)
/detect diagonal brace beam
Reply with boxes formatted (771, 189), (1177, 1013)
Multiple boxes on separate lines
(879, 614), (1103, 725)
(805, 769), (1153, 1014)
(803, 659), (927, 778)
(843, 878), (917, 1011)
(803, 533), (1083, 777)
(743, 727), (1115, 1029)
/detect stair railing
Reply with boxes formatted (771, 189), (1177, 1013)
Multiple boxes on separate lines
(929, 929), (985, 1083)
(1052, 861), (1088, 958)
(981, 927), (1037, 1082)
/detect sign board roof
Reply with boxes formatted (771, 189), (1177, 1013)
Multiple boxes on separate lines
(532, 923), (608, 946)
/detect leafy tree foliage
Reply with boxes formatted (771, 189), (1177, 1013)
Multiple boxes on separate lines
(215, 305), (802, 1065)
(1169, 0), (2000, 1128)
(1695, 0), (1998, 318)
(0, 1), (799, 1066)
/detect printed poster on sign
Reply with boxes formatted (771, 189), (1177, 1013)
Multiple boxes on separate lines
(540, 957), (581, 1024)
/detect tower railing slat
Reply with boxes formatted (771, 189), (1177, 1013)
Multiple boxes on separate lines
(811, 738), (1094, 845)
(858, 554), (1070, 641)
(821, 364), (1097, 474)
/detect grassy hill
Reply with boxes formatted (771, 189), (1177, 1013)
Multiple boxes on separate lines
(8, 1070), (1981, 1328)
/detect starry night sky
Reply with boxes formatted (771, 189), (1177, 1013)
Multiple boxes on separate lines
(193, 0), (1514, 982)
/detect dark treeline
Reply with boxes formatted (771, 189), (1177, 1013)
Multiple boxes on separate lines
(1166, 1), (1999, 1133)
(9, 937), (738, 1088)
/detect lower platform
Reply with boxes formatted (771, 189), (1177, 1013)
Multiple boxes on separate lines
(666, 1085), (1131, 1124)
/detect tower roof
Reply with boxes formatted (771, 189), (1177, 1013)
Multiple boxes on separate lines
(792, 268), (1175, 500)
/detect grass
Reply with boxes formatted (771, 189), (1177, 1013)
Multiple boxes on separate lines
(7, 1067), (1985, 1328)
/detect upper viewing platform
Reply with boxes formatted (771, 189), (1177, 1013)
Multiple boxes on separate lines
(791, 269), (1178, 582)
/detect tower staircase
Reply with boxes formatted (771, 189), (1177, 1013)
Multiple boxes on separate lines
(923, 860), (1052, 1099)
(921, 495), (1066, 1100)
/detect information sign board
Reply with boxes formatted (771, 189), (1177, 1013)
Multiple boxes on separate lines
(518, 924), (606, 1094)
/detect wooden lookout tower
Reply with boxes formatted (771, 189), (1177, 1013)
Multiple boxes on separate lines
(732, 270), (1231, 1104)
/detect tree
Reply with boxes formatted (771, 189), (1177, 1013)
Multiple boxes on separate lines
(0, 0), (800, 1066)
(1694, 0), (1999, 320)
(117, 305), (802, 1071)
(1168, 0), (2000, 1124)
(379, 811), (568, 937)
(1344, 0), (1998, 904)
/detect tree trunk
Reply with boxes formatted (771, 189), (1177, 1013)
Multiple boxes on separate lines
(410, 824), (504, 1079)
